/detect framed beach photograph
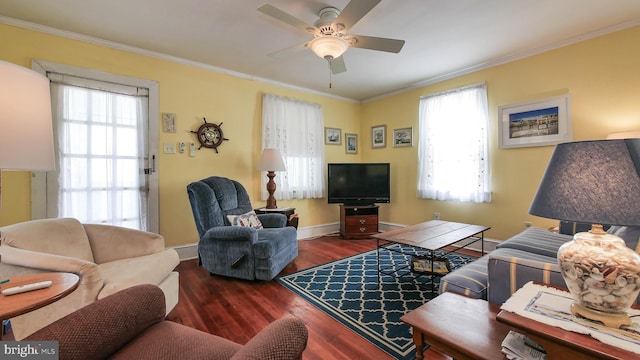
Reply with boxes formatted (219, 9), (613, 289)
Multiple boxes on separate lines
(345, 133), (358, 154)
(371, 125), (386, 148)
(498, 94), (572, 149)
(325, 127), (342, 145)
(393, 127), (413, 147)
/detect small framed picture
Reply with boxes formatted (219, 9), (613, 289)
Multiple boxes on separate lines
(162, 113), (177, 133)
(371, 125), (386, 148)
(325, 127), (342, 145)
(345, 133), (358, 154)
(393, 127), (413, 147)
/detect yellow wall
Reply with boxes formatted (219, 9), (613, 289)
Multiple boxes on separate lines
(362, 25), (640, 239)
(0, 23), (361, 246)
(1, 22), (639, 244)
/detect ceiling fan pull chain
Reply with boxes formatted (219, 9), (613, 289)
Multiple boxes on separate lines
(328, 60), (332, 88)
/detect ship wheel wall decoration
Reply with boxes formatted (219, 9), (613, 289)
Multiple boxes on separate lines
(191, 117), (229, 153)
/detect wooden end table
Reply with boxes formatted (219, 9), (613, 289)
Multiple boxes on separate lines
(497, 299), (639, 359)
(0, 272), (79, 338)
(401, 292), (510, 360)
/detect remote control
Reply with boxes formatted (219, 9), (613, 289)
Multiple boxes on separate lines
(2, 281), (53, 296)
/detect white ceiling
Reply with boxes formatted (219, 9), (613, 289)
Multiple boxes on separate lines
(1, 0), (640, 102)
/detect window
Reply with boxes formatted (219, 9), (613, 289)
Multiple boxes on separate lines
(32, 60), (159, 232)
(261, 94), (325, 199)
(54, 84), (148, 229)
(417, 82), (491, 203)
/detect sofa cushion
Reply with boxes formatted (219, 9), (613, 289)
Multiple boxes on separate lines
(112, 321), (241, 360)
(97, 250), (180, 299)
(495, 227), (571, 257)
(607, 226), (640, 251)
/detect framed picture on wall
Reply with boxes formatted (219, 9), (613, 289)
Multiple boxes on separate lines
(325, 127), (342, 145)
(371, 125), (386, 148)
(498, 94), (572, 149)
(345, 133), (358, 154)
(393, 127), (413, 147)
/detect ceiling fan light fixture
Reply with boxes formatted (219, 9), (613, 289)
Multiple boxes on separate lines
(309, 36), (349, 60)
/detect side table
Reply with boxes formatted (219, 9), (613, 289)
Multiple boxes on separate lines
(254, 207), (298, 229)
(0, 272), (80, 339)
(401, 292), (510, 360)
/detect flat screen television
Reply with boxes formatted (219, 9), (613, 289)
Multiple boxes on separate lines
(327, 163), (390, 206)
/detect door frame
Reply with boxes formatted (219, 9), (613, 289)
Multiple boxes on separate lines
(30, 59), (159, 233)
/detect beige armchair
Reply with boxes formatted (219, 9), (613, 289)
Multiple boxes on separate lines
(0, 218), (180, 340)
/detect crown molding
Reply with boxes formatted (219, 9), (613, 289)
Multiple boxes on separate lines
(0, 16), (359, 104)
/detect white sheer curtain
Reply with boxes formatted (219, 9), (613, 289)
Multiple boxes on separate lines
(261, 93), (325, 200)
(50, 81), (148, 229)
(417, 82), (491, 203)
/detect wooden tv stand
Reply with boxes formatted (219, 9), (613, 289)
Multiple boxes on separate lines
(339, 205), (379, 239)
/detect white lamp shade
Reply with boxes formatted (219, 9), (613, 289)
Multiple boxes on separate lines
(257, 148), (286, 171)
(309, 36), (349, 60)
(0, 60), (55, 171)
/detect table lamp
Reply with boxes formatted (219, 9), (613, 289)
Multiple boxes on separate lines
(0, 60), (55, 209)
(529, 139), (640, 327)
(257, 148), (286, 209)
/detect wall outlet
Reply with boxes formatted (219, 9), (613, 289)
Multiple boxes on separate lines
(179, 142), (186, 153)
(434, 212), (440, 220)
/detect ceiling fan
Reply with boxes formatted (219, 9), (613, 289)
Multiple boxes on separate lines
(257, 0), (405, 74)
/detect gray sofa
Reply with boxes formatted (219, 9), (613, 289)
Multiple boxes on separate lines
(440, 225), (640, 304)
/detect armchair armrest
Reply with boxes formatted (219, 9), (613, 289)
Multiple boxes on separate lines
(25, 284), (165, 360)
(487, 250), (563, 304)
(83, 224), (166, 264)
(0, 245), (104, 304)
(0, 245), (102, 285)
(230, 316), (308, 360)
(257, 213), (287, 228)
(201, 226), (259, 243)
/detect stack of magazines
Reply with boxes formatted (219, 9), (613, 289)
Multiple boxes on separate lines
(501, 330), (547, 360)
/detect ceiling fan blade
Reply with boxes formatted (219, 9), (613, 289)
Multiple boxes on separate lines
(348, 35), (405, 53)
(257, 4), (316, 34)
(267, 42), (308, 59)
(329, 56), (347, 74)
(333, 0), (381, 32)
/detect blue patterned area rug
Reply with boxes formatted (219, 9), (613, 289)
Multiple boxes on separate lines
(276, 244), (475, 359)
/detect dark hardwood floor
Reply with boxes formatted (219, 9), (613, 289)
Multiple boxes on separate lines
(166, 235), (458, 360)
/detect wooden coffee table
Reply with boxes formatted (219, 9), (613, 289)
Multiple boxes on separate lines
(0, 272), (79, 338)
(372, 220), (490, 286)
(401, 292), (510, 360)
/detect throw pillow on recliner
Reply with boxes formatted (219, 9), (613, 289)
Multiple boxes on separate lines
(227, 211), (264, 229)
